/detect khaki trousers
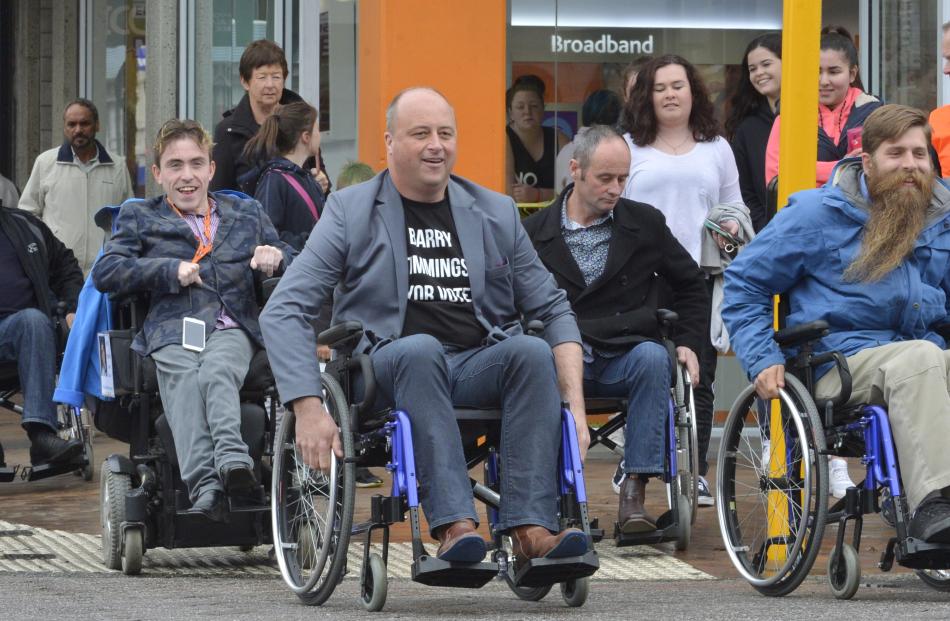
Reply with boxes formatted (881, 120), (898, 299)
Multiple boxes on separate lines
(815, 340), (950, 511)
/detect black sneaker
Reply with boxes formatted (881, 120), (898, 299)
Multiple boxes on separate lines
(611, 460), (625, 494)
(355, 467), (383, 488)
(910, 497), (950, 543)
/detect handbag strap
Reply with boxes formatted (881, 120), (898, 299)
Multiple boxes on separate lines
(278, 171), (320, 221)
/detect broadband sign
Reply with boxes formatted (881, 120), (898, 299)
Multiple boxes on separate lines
(551, 34), (654, 55)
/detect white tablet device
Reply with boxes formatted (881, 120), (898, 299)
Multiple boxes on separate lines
(182, 317), (206, 352)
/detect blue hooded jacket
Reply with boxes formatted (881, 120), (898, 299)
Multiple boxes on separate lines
(723, 158), (950, 381)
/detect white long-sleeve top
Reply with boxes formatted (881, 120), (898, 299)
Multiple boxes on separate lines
(621, 134), (743, 263)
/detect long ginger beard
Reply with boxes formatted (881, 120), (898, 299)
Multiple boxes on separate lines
(844, 166), (934, 283)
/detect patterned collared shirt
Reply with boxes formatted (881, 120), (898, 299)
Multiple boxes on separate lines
(560, 189), (613, 287)
(177, 198), (239, 331)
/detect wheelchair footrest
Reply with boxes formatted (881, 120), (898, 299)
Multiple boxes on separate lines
(24, 460), (85, 482)
(410, 555), (499, 588)
(510, 550), (599, 588)
(613, 518), (676, 547)
(0, 466), (15, 483)
(897, 538), (950, 570)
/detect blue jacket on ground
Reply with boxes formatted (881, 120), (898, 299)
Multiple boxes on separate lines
(723, 158), (950, 381)
(54, 203), (129, 406)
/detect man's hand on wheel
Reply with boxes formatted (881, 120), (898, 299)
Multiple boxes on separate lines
(293, 396), (343, 471)
(754, 364), (786, 401)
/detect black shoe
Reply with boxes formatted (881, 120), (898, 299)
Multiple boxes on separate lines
(355, 467), (383, 488)
(0, 441), (5, 468)
(910, 497), (950, 543)
(221, 462), (257, 495)
(28, 429), (82, 466)
(183, 489), (226, 522)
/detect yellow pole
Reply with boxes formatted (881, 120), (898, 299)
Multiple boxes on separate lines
(767, 0), (821, 570)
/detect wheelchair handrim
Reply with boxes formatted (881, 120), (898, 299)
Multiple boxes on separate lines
(716, 384), (816, 588)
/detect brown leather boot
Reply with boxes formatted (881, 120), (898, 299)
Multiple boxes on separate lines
(435, 519), (487, 563)
(618, 475), (657, 533)
(510, 525), (588, 564)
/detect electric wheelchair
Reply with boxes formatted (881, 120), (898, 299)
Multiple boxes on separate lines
(584, 309), (699, 550)
(94, 286), (279, 575)
(271, 322), (599, 612)
(0, 303), (93, 484)
(716, 319), (950, 599)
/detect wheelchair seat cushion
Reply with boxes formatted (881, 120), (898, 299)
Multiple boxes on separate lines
(139, 347), (272, 396)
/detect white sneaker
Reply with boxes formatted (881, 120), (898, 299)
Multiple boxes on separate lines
(829, 458), (856, 499)
(697, 475), (715, 507)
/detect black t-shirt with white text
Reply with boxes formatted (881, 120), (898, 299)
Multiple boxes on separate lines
(401, 195), (485, 349)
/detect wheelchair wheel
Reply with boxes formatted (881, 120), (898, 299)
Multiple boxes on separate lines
(916, 569), (950, 591)
(560, 576), (589, 607)
(716, 374), (828, 597)
(360, 552), (388, 612)
(100, 463), (130, 570)
(272, 372), (355, 606)
(80, 438), (94, 482)
(674, 366), (699, 525)
(122, 528), (144, 575)
(675, 489), (691, 551)
(507, 582), (553, 602)
(827, 543), (860, 600)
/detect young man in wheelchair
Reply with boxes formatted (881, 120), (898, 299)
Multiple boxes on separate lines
(523, 125), (707, 532)
(724, 104), (950, 544)
(0, 205), (84, 467)
(93, 119), (293, 522)
(261, 87), (590, 565)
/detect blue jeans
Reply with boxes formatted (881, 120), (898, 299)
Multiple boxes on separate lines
(370, 333), (562, 534)
(0, 308), (58, 431)
(584, 341), (670, 475)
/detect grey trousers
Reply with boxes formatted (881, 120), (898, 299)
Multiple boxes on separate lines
(151, 328), (255, 502)
(815, 340), (950, 512)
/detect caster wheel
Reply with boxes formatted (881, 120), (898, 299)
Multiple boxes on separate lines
(561, 576), (589, 607)
(917, 569), (950, 591)
(827, 543), (860, 600)
(360, 552), (387, 612)
(122, 528), (144, 575)
(508, 583), (552, 601)
(675, 492), (691, 551)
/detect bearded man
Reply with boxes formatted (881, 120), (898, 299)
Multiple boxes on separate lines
(723, 104), (950, 544)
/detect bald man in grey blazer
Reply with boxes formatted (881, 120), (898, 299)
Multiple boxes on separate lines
(260, 87), (589, 566)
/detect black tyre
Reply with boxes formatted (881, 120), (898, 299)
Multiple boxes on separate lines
(560, 576), (589, 607)
(272, 372), (355, 606)
(716, 374), (828, 597)
(121, 527), (144, 575)
(100, 462), (130, 570)
(917, 569), (950, 591)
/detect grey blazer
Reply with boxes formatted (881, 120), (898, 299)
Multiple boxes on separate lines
(260, 170), (580, 404)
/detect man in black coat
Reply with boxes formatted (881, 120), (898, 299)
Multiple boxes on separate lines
(523, 125), (707, 533)
(0, 206), (84, 467)
(210, 39), (329, 195)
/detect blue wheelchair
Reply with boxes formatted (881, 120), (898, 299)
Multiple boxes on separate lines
(585, 309), (699, 550)
(270, 322), (599, 611)
(716, 320), (950, 599)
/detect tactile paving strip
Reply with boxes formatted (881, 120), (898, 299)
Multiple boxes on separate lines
(0, 520), (711, 580)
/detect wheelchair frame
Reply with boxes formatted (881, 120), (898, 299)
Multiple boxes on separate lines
(98, 291), (278, 575)
(717, 320), (950, 599)
(271, 322), (599, 612)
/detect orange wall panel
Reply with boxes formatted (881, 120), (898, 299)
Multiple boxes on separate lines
(358, 0), (507, 192)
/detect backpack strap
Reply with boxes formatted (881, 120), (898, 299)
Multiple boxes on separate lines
(278, 171), (320, 221)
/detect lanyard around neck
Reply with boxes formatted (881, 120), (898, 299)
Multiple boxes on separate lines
(169, 198), (214, 263)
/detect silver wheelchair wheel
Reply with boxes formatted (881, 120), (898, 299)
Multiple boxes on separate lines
(716, 374), (828, 596)
(674, 365), (699, 525)
(272, 372), (355, 606)
(917, 569), (950, 591)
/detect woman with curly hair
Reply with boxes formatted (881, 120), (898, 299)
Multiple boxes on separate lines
(726, 33), (781, 232)
(620, 54), (746, 509)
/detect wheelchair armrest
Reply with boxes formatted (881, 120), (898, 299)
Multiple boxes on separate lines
(316, 321), (364, 352)
(256, 276), (281, 306)
(656, 308), (679, 341)
(809, 350), (853, 410)
(524, 319), (545, 337)
(773, 320), (830, 349)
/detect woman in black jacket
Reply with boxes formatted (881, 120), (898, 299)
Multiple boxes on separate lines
(244, 102), (324, 251)
(725, 33), (781, 233)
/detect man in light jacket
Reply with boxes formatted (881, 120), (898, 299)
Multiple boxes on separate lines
(19, 99), (134, 275)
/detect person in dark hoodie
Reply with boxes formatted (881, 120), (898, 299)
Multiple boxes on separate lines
(245, 101), (324, 251)
(210, 39), (329, 196)
(726, 33), (781, 232)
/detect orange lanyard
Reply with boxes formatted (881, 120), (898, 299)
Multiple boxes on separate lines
(169, 198), (214, 263)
